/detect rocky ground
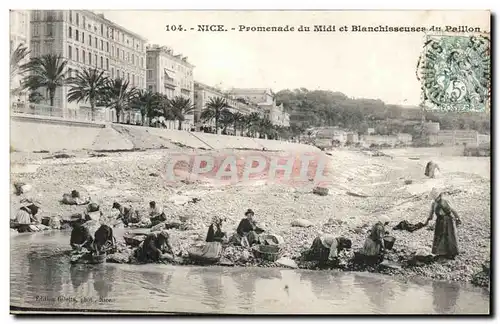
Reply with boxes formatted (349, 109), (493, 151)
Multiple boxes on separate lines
(10, 146), (491, 288)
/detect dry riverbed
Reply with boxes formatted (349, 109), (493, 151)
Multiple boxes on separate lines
(10, 147), (491, 288)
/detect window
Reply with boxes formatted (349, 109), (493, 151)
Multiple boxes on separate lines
(68, 45), (72, 59)
(127, 72), (130, 81)
(148, 85), (153, 91)
(100, 24), (103, 35)
(89, 35), (92, 46)
(94, 38), (97, 49)
(116, 47), (119, 57)
(147, 70), (152, 79)
(68, 27), (72, 38)
(82, 50), (85, 63)
(69, 10), (72, 23)
(111, 46), (114, 56)
(132, 54), (135, 64)
(76, 13), (79, 25)
(117, 70), (120, 78)
(47, 24), (53, 36)
(106, 58), (109, 70)
(100, 56), (103, 69)
(82, 32), (84, 43)
(106, 42), (109, 52)
(75, 30), (79, 41)
(121, 33), (124, 42)
(111, 68), (114, 78)
(76, 48), (79, 62)
(140, 57), (143, 68)
(100, 40), (103, 50)
(68, 68), (72, 78)
(83, 16), (86, 28)
(94, 54), (97, 67)
(132, 74), (135, 85)
(88, 52), (91, 64)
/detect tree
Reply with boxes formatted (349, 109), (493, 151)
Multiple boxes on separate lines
(158, 94), (175, 122)
(67, 68), (108, 121)
(258, 118), (274, 138)
(219, 109), (234, 134)
(102, 78), (138, 123)
(28, 92), (44, 104)
(10, 43), (30, 94)
(231, 111), (245, 135)
(168, 96), (195, 130)
(20, 54), (68, 106)
(245, 112), (262, 137)
(201, 97), (228, 133)
(131, 90), (162, 125)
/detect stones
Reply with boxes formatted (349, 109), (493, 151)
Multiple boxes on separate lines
(275, 257), (298, 269)
(239, 250), (251, 262)
(291, 219), (314, 228)
(313, 187), (329, 196)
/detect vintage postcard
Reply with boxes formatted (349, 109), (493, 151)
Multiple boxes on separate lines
(9, 9), (491, 315)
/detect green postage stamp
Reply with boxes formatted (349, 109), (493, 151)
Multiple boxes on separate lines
(417, 35), (491, 113)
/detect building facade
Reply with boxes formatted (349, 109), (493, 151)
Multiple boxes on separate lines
(146, 44), (195, 128)
(10, 10), (31, 102)
(428, 130), (480, 146)
(30, 10), (147, 117)
(228, 88), (290, 127)
(194, 82), (263, 132)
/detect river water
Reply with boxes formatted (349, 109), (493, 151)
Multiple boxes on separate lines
(10, 231), (490, 315)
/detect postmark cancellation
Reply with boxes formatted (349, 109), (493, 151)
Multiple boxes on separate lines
(417, 35), (491, 113)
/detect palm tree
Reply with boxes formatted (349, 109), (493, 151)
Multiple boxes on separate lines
(245, 112), (262, 137)
(131, 90), (162, 125)
(20, 54), (68, 106)
(219, 109), (234, 134)
(258, 118), (274, 138)
(158, 94), (175, 122)
(10, 43), (30, 94)
(232, 111), (245, 136)
(102, 78), (138, 123)
(168, 96), (195, 130)
(201, 97), (228, 133)
(66, 68), (108, 121)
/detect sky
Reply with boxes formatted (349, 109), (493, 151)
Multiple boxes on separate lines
(98, 10), (489, 106)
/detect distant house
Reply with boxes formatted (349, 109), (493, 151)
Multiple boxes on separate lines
(428, 130), (480, 146)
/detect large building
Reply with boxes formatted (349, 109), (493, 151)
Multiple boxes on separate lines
(146, 44), (195, 128)
(193, 81), (263, 132)
(30, 10), (147, 118)
(228, 88), (290, 127)
(10, 10), (31, 102)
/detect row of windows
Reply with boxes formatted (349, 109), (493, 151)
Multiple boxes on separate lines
(147, 56), (193, 76)
(68, 45), (109, 71)
(68, 10), (144, 52)
(65, 66), (144, 88)
(146, 70), (193, 90)
(68, 27), (109, 52)
(68, 26), (144, 68)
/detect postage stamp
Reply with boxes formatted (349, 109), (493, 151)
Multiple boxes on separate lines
(417, 35), (491, 113)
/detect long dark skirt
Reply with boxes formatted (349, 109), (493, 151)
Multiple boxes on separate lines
(432, 214), (459, 258)
(307, 237), (330, 262)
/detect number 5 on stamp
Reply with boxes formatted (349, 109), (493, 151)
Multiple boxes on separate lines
(417, 35), (491, 113)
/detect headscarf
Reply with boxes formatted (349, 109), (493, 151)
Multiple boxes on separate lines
(429, 188), (442, 201)
(159, 230), (170, 240)
(378, 215), (390, 225)
(211, 216), (223, 226)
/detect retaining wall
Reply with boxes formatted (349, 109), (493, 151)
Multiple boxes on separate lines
(10, 116), (319, 153)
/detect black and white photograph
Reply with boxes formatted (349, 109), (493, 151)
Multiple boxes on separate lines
(8, 8), (491, 315)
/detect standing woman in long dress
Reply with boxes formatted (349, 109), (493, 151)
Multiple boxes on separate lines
(425, 188), (461, 259)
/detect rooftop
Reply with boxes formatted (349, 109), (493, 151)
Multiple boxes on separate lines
(85, 10), (148, 42)
(146, 44), (194, 67)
